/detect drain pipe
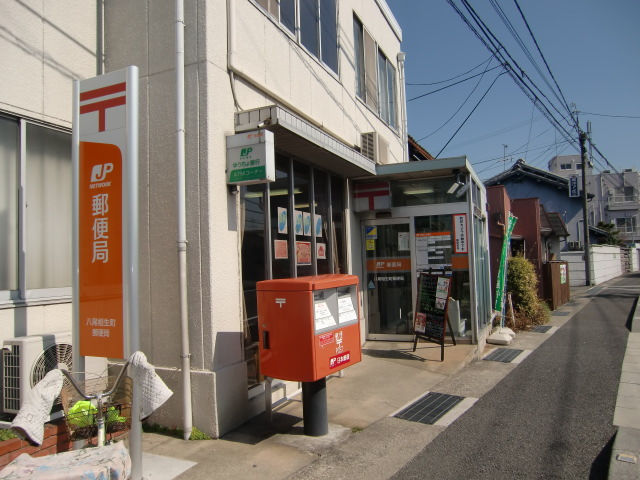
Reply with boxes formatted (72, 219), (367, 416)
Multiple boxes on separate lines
(176, 0), (193, 441)
(397, 51), (408, 163)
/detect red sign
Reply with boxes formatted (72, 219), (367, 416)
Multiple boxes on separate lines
(75, 67), (137, 360)
(78, 142), (124, 358)
(329, 351), (351, 369)
(354, 182), (391, 211)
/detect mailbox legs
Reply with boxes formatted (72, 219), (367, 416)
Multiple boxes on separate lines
(302, 378), (328, 436)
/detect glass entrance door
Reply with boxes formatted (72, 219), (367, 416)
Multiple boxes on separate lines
(364, 219), (414, 339)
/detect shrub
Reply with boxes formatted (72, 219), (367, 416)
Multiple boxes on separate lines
(506, 255), (550, 329)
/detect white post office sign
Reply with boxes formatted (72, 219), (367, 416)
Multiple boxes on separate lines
(226, 130), (275, 185)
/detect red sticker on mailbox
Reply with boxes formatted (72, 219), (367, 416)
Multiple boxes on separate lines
(319, 332), (334, 347)
(329, 352), (351, 369)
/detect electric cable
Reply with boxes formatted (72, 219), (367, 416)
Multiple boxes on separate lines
(512, 0), (577, 127)
(578, 111), (640, 119)
(407, 55), (493, 86)
(408, 65), (503, 102)
(417, 56), (496, 141)
(435, 71), (506, 159)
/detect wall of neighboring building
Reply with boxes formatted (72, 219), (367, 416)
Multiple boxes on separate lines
(560, 245), (623, 286)
(511, 198), (543, 296)
(104, 0), (405, 438)
(501, 179), (584, 251)
(0, 2), (96, 338)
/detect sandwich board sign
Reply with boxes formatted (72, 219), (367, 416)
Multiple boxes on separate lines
(73, 67), (138, 360)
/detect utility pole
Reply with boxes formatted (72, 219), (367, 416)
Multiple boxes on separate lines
(502, 144), (508, 171)
(580, 130), (592, 286)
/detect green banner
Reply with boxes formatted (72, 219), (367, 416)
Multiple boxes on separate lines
(494, 213), (517, 316)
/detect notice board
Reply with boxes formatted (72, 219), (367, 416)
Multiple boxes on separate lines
(413, 272), (455, 360)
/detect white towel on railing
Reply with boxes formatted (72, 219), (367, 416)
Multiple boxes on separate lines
(10, 369), (64, 446)
(129, 351), (173, 419)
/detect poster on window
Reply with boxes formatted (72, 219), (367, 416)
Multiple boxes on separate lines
(296, 241), (312, 265)
(453, 214), (468, 254)
(317, 242), (327, 259)
(294, 210), (303, 236)
(315, 214), (323, 237)
(277, 207), (287, 234)
(415, 232), (452, 270)
(274, 239), (288, 259)
(303, 212), (311, 236)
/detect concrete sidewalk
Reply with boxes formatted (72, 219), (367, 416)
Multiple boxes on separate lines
(609, 288), (640, 480)
(138, 284), (603, 479)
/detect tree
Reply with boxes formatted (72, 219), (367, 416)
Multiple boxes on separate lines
(596, 221), (622, 245)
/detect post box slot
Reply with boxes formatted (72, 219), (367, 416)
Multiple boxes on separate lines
(263, 330), (270, 349)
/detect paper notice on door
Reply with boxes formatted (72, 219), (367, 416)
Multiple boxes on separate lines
(314, 300), (336, 330)
(338, 295), (357, 323)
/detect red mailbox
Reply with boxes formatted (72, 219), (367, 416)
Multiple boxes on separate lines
(257, 274), (362, 382)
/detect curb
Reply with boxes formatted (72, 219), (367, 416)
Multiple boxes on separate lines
(609, 294), (640, 479)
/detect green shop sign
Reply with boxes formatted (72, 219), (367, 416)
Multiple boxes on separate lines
(226, 129), (275, 186)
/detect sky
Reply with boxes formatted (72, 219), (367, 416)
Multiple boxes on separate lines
(387, 0), (640, 180)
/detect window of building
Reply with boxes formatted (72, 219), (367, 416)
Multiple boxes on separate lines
(616, 217), (637, 233)
(560, 163), (572, 170)
(0, 115), (72, 302)
(256, 0), (338, 74)
(391, 176), (467, 207)
(240, 154), (346, 387)
(353, 14), (398, 129)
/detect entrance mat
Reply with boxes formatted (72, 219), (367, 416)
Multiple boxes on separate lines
(394, 392), (464, 425)
(531, 325), (552, 333)
(483, 348), (523, 363)
(552, 311), (570, 316)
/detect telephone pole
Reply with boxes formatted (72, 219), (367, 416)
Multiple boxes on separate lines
(580, 130), (592, 286)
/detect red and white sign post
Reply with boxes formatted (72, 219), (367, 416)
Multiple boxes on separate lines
(72, 66), (140, 473)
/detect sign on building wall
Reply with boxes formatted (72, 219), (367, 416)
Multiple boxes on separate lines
(569, 175), (579, 198)
(73, 67), (138, 360)
(226, 130), (275, 185)
(453, 214), (468, 254)
(353, 182), (391, 212)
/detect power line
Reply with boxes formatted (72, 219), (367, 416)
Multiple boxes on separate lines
(406, 55), (493, 86)
(408, 65), (503, 101)
(460, 0), (576, 134)
(435, 71), (506, 159)
(417, 57), (496, 141)
(511, 0), (577, 128)
(578, 111), (640, 119)
(446, 0), (578, 151)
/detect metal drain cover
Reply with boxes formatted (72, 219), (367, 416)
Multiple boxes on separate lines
(531, 325), (552, 333)
(483, 348), (523, 363)
(394, 392), (464, 425)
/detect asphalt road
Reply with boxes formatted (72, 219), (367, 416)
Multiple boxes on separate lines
(392, 274), (639, 480)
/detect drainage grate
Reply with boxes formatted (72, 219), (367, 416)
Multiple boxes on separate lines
(483, 348), (523, 363)
(394, 392), (464, 425)
(531, 325), (552, 333)
(552, 311), (570, 316)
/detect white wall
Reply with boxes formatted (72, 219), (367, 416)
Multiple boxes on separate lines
(560, 245), (623, 286)
(0, 1), (96, 340)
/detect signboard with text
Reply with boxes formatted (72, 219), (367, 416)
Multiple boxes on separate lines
(569, 175), (579, 198)
(74, 67), (138, 359)
(226, 130), (275, 185)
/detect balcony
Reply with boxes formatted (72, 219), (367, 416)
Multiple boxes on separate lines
(607, 195), (640, 211)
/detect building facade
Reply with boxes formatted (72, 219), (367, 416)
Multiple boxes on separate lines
(548, 155), (639, 245)
(1, 0), (411, 437)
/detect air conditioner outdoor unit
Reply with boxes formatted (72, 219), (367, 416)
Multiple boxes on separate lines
(361, 132), (389, 164)
(1, 332), (72, 414)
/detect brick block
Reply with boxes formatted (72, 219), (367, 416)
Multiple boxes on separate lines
(0, 438), (22, 456)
